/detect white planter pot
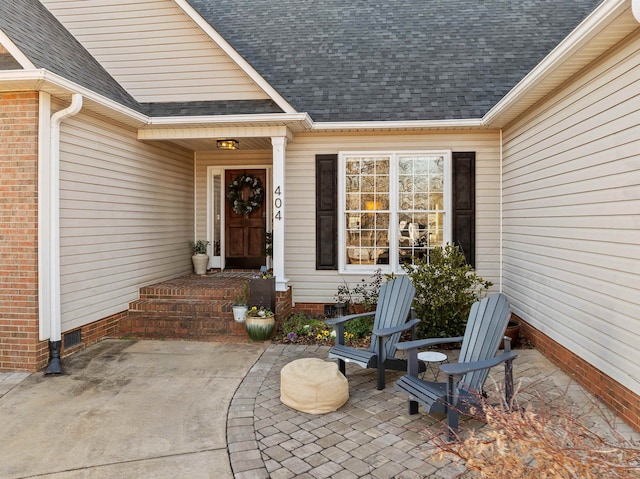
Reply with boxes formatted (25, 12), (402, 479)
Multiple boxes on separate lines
(232, 304), (248, 322)
(192, 254), (209, 275)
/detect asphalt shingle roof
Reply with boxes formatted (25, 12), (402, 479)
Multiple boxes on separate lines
(188, 0), (603, 121)
(0, 0), (140, 110)
(1, 0), (603, 122)
(141, 99), (283, 116)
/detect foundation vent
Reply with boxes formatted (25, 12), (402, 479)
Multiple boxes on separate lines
(63, 330), (82, 349)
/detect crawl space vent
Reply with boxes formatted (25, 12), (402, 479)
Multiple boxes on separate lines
(63, 330), (81, 349)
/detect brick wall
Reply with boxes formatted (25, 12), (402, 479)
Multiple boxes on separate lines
(60, 311), (125, 357)
(275, 287), (293, 320)
(0, 92), (46, 372)
(516, 313), (640, 433)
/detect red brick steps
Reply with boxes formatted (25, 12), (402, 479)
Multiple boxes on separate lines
(118, 272), (255, 342)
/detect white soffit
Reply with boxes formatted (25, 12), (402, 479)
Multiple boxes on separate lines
(483, 0), (638, 128)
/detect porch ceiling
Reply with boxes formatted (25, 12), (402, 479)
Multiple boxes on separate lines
(156, 136), (272, 152)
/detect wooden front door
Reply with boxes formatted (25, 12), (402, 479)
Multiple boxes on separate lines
(225, 169), (267, 269)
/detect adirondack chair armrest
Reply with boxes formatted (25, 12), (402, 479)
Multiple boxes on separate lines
(395, 336), (465, 351)
(325, 311), (375, 326)
(439, 351), (519, 377)
(373, 318), (420, 338)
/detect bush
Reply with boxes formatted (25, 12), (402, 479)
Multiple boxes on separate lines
(335, 269), (384, 313)
(276, 312), (369, 344)
(403, 244), (492, 339)
(434, 393), (640, 478)
(279, 312), (326, 338)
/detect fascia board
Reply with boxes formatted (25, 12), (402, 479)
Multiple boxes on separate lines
(483, 0), (629, 127)
(0, 29), (36, 69)
(174, 0), (297, 115)
(0, 69), (148, 125)
(311, 119), (484, 131)
(146, 112), (312, 127)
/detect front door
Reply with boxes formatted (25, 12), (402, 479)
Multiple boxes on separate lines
(225, 169), (267, 269)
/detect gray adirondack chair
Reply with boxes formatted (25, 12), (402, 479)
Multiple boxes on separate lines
(326, 275), (423, 390)
(394, 293), (517, 440)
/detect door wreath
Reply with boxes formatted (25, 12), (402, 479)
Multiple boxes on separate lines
(227, 173), (265, 215)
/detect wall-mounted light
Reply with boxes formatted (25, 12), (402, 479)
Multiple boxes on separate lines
(217, 139), (239, 150)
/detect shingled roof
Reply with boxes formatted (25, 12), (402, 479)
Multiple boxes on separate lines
(0, 0), (140, 110)
(188, 0), (603, 121)
(1, 0), (603, 122)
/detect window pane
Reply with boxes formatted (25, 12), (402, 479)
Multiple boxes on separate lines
(346, 193), (360, 210)
(396, 154), (446, 266)
(375, 175), (389, 192)
(342, 152), (447, 271)
(346, 175), (360, 192)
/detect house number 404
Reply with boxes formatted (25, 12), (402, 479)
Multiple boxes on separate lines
(274, 186), (283, 220)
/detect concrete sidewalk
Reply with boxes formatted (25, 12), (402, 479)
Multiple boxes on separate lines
(1, 340), (637, 478)
(0, 340), (266, 479)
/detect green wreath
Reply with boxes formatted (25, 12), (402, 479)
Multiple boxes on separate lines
(227, 174), (265, 215)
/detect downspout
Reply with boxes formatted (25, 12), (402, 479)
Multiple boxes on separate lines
(499, 129), (503, 293)
(44, 93), (83, 375)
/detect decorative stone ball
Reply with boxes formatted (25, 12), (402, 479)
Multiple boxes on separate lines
(280, 358), (349, 414)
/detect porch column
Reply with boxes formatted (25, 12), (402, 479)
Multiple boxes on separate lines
(271, 136), (289, 291)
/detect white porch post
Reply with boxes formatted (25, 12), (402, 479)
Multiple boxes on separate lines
(271, 136), (289, 291)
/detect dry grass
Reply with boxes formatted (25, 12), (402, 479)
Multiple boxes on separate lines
(433, 386), (640, 479)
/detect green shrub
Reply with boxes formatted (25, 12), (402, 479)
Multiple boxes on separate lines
(280, 312), (326, 337)
(403, 244), (492, 338)
(344, 314), (375, 339)
(277, 311), (372, 344)
(334, 269), (384, 312)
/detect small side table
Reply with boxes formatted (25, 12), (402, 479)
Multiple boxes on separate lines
(417, 351), (448, 381)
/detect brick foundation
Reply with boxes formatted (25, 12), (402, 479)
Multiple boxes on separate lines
(291, 302), (329, 317)
(275, 287), (293, 320)
(516, 314), (640, 433)
(60, 311), (125, 359)
(0, 92), (41, 372)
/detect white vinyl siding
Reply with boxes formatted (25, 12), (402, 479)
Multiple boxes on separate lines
(192, 131), (500, 305)
(42, 0), (269, 102)
(59, 110), (194, 332)
(501, 31), (640, 395)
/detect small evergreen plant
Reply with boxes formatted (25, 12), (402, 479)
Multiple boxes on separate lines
(403, 243), (492, 339)
(189, 240), (209, 255)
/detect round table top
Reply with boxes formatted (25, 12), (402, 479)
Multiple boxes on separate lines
(417, 351), (448, 362)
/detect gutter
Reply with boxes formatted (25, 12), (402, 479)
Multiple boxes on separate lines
(0, 69), (147, 126)
(311, 118), (484, 131)
(146, 112), (313, 128)
(43, 93), (83, 375)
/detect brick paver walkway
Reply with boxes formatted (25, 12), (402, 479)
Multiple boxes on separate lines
(227, 344), (639, 479)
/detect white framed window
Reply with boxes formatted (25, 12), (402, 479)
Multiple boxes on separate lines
(338, 151), (451, 274)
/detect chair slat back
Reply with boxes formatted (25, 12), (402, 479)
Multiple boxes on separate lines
(369, 275), (416, 361)
(458, 293), (511, 391)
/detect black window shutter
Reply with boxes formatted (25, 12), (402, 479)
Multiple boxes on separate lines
(452, 152), (476, 267)
(316, 154), (338, 270)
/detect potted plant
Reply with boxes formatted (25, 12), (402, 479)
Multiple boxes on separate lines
(250, 269), (276, 313)
(232, 283), (249, 322)
(189, 240), (209, 275)
(245, 306), (275, 341)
